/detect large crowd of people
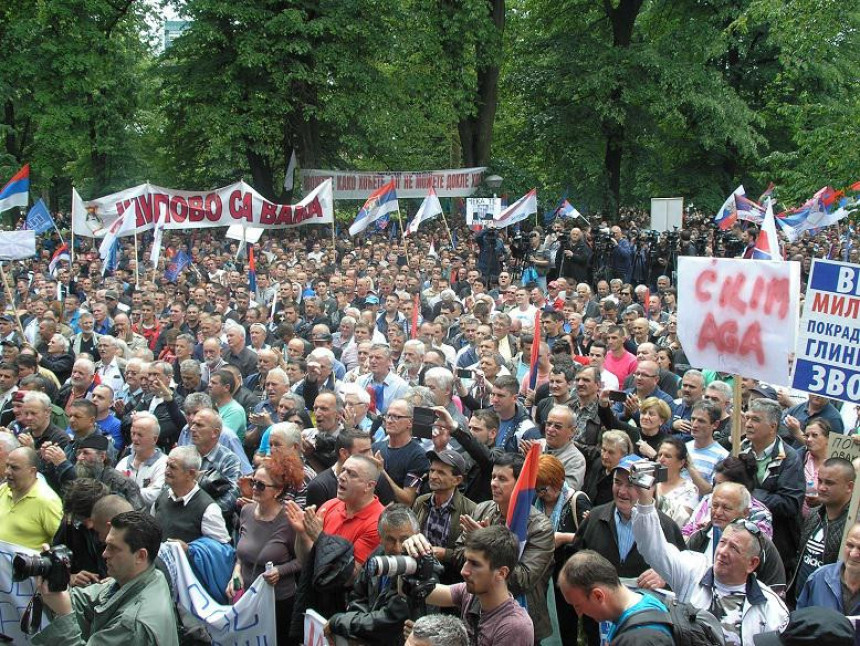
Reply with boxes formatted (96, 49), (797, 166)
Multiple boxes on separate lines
(0, 209), (857, 646)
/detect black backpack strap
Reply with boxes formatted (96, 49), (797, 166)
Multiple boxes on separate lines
(616, 608), (673, 633)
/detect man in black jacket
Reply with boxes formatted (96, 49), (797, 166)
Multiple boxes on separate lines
(326, 505), (418, 646)
(570, 455), (684, 646)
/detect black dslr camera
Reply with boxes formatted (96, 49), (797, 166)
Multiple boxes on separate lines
(12, 545), (72, 592)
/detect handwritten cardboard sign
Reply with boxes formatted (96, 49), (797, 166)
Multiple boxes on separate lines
(677, 257), (800, 386)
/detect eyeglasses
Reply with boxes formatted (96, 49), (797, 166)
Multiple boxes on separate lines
(545, 421), (567, 430)
(536, 486), (550, 495)
(251, 479), (279, 492)
(730, 518), (765, 562)
(384, 413), (410, 421)
(634, 372), (658, 378)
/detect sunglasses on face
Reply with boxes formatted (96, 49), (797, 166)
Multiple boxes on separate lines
(251, 479), (278, 492)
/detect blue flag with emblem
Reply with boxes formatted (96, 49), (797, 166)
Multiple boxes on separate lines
(25, 199), (55, 234)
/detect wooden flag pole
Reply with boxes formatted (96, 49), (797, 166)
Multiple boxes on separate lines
(0, 262), (27, 339)
(731, 374), (743, 456)
(133, 231), (140, 288)
(440, 212), (455, 248)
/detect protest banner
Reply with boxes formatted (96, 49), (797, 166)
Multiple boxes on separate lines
(792, 259), (860, 405)
(159, 541), (276, 646)
(301, 167), (486, 199)
(0, 541), (47, 643)
(466, 197), (501, 227)
(677, 257), (801, 387)
(305, 608), (349, 646)
(72, 178), (333, 238)
(828, 432), (860, 462)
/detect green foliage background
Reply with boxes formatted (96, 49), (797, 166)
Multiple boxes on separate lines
(1, 0), (858, 216)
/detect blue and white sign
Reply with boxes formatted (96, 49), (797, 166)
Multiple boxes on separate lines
(793, 259), (860, 404)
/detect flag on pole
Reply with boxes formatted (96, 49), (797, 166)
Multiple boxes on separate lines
(558, 199), (581, 220)
(149, 211), (167, 268)
(165, 250), (192, 282)
(714, 185), (745, 231)
(758, 182), (775, 204)
(0, 230), (36, 259)
(48, 242), (70, 274)
(405, 188), (443, 237)
(751, 198), (782, 260)
(543, 191), (569, 223)
(103, 239), (120, 275)
(734, 194), (766, 224)
(528, 310), (541, 391)
(99, 205), (137, 263)
(410, 293), (419, 340)
(283, 149), (297, 192)
(494, 189), (537, 228)
(25, 199), (56, 234)
(349, 180), (398, 236)
(506, 443), (541, 556)
(248, 246), (257, 294)
(451, 228), (457, 250)
(0, 164), (30, 214)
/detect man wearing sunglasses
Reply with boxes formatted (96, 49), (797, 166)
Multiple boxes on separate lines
(632, 472), (789, 645)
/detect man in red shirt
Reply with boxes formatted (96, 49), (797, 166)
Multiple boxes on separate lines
(286, 454), (384, 572)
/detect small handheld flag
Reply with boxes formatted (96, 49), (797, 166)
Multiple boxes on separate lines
(48, 242), (70, 275)
(248, 246), (258, 294)
(0, 164), (30, 214)
(506, 443), (542, 556)
(283, 149), (297, 192)
(410, 293), (419, 340)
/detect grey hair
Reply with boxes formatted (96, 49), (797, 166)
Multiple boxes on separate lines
(169, 445), (201, 471)
(74, 358), (96, 375)
(424, 366), (454, 393)
(707, 380), (733, 403)
(98, 335), (118, 349)
(749, 398), (782, 427)
(714, 481), (751, 513)
(131, 411), (161, 438)
(378, 503), (420, 534)
(22, 391), (52, 410)
(0, 430), (20, 454)
(682, 369), (705, 384)
(308, 347), (335, 365)
(601, 429), (634, 455)
(249, 322), (267, 334)
(337, 382), (370, 405)
(183, 392), (213, 412)
(339, 315), (356, 327)
(266, 367), (289, 385)
(411, 615), (469, 646)
(180, 359), (202, 375)
(269, 422), (302, 448)
(51, 333), (70, 351)
(403, 387), (434, 408)
(403, 339), (426, 355)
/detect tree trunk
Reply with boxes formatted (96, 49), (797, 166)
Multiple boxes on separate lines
(458, 0), (505, 167)
(245, 146), (276, 202)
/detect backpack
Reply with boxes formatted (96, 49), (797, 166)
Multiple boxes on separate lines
(615, 595), (725, 646)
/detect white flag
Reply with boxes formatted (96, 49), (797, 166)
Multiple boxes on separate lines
(405, 188), (443, 237)
(99, 203), (136, 262)
(283, 149), (297, 192)
(494, 189), (538, 228)
(0, 230), (36, 259)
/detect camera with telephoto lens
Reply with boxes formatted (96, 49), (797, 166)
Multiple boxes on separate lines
(12, 545), (72, 592)
(367, 554), (442, 599)
(628, 461), (668, 489)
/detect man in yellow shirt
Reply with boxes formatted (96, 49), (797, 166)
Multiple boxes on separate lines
(0, 447), (63, 549)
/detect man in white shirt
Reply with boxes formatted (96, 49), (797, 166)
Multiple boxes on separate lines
(509, 287), (538, 327)
(95, 335), (125, 394)
(116, 412), (167, 507)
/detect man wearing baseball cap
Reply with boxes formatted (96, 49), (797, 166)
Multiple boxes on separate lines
(412, 449), (476, 583)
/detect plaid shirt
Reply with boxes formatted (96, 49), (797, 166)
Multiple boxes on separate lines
(424, 492), (456, 548)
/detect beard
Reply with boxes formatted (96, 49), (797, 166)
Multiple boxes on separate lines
(75, 461), (105, 480)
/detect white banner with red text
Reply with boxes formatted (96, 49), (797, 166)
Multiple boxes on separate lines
(300, 167), (486, 199)
(72, 179), (333, 238)
(677, 257), (801, 386)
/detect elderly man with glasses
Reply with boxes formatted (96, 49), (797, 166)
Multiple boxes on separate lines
(370, 398), (430, 506)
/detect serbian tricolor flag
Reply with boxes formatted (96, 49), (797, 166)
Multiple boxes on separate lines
(48, 242), (70, 275)
(0, 164), (30, 214)
(714, 185), (744, 231)
(349, 180), (399, 236)
(506, 442), (541, 556)
(528, 310), (541, 390)
(248, 246), (257, 294)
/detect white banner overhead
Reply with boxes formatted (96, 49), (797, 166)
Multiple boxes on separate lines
(73, 178), (333, 238)
(300, 167), (486, 199)
(677, 257), (801, 386)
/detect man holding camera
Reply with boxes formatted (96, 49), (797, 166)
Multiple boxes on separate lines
(631, 469), (789, 645)
(29, 510), (179, 646)
(325, 505), (419, 645)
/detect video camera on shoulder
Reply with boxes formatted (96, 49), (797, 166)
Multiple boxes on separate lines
(629, 461), (668, 489)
